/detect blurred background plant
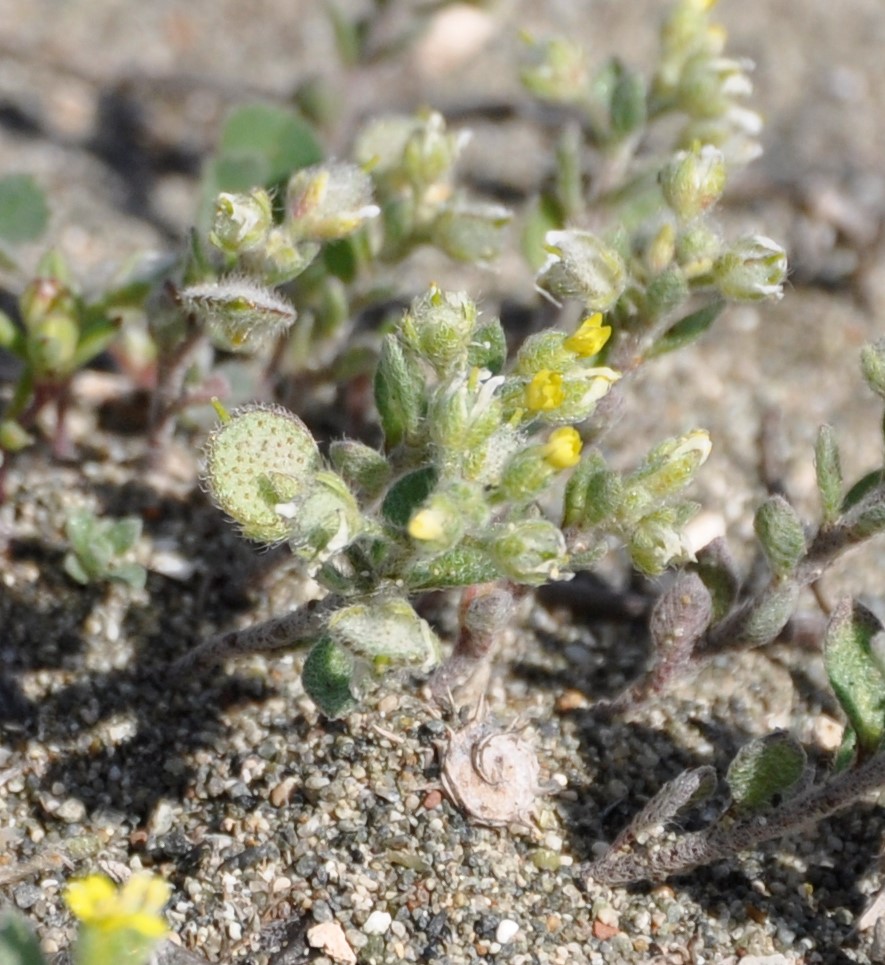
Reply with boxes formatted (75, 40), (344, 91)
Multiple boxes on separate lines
(0, 872), (169, 965)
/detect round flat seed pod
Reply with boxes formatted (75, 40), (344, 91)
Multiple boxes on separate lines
(203, 404), (320, 542)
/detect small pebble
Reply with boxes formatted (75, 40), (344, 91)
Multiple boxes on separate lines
(495, 919), (519, 944)
(363, 910), (392, 935)
(56, 797), (87, 823)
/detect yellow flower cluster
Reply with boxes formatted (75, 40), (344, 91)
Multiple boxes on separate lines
(65, 873), (170, 939)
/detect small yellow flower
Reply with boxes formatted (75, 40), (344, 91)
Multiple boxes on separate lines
(563, 313), (612, 358)
(525, 369), (565, 411)
(65, 873), (170, 940)
(542, 427), (583, 470)
(408, 508), (446, 542)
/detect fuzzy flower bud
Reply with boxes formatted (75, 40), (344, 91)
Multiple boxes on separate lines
(563, 313), (612, 358)
(180, 277), (297, 352)
(209, 188), (273, 254)
(286, 162), (380, 241)
(278, 470), (363, 563)
(536, 230), (627, 311)
(520, 36), (589, 104)
(408, 483), (488, 551)
(400, 287), (478, 374)
(714, 235), (787, 302)
(433, 201), (512, 264)
(402, 110), (470, 189)
(660, 144), (726, 221)
(488, 520), (569, 585)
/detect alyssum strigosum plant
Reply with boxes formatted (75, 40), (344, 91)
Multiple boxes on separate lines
(180, 0), (787, 714)
(171, 0), (885, 885)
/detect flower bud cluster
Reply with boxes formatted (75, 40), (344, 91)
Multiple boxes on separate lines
(564, 429), (712, 574)
(355, 110), (511, 264)
(654, 0), (762, 164)
(0, 250), (121, 456)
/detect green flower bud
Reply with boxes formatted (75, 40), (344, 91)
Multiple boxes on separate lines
(433, 202), (511, 263)
(675, 222), (721, 278)
(487, 519), (569, 585)
(646, 223), (676, 275)
(286, 162), (380, 241)
(628, 507), (696, 576)
(355, 115), (419, 176)
(520, 36), (589, 104)
(678, 52), (753, 120)
(400, 287), (478, 374)
(203, 404), (320, 543)
(408, 482), (487, 553)
(563, 449), (622, 528)
(180, 277), (297, 352)
(660, 144), (726, 221)
(20, 275), (75, 330)
(402, 110), (469, 189)
(621, 430), (711, 522)
(29, 312), (79, 377)
(515, 330), (575, 376)
(499, 446), (558, 503)
(209, 188), (273, 254)
(536, 230), (627, 311)
(714, 235), (787, 302)
(0, 419), (34, 453)
(255, 228), (320, 285)
(645, 267), (689, 320)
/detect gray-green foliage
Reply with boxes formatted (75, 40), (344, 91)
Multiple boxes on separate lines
(189, 0), (793, 716)
(63, 509), (146, 590)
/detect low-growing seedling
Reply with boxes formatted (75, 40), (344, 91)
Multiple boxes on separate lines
(63, 508), (147, 590)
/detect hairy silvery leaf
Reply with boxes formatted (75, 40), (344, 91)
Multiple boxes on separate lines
(754, 495), (806, 577)
(649, 571), (713, 671)
(405, 545), (500, 591)
(203, 404), (320, 543)
(302, 636), (358, 719)
(709, 580), (799, 653)
(327, 596), (439, 667)
(381, 466), (437, 528)
(726, 731), (807, 813)
(814, 424), (843, 526)
(329, 440), (391, 499)
(374, 334), (425, 448)
(824, 598), (885, 758)
(690, 536), (740, 622)
(562, 449), (622, 528)
(467, 318), (507, 374)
